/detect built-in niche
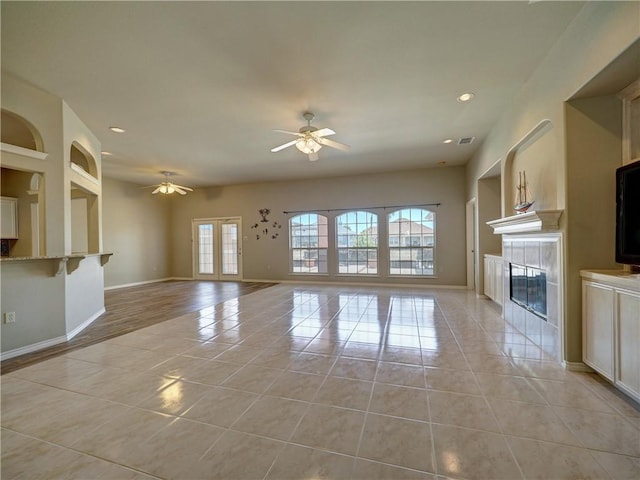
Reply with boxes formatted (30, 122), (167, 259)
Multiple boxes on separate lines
(502, 119), (553, 216)
(0, 110), (47, 257)
(477, 160), (502, 296)
(1, 109), (44, 152)
(70, 142), (98, 179)
(71, 184), (98, 254)
(69, 142), (99, 254)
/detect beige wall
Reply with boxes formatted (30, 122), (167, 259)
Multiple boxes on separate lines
(477, 175), (502, 294)
(466, 2), (639, 205)
(170, 166), (467, 286)
(102, 177), (172, 288)
(2, 73), (65, 255)
(565, 95), (622, 361)
(465, 1), (639, 363)
(1, 74), (107, 354)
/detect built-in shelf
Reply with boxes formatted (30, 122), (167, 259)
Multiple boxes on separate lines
(1, 142), (48, 161)
(487, 210), (563, 235)
(70, 162), (99, 185)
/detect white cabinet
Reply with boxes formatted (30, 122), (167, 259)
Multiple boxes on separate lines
(582, 281), (615, 381)
(1, 197), (18, 239)
(617, 290), (640, 400)
(581, 270), (640, 403)
(484, 254), (503, 306)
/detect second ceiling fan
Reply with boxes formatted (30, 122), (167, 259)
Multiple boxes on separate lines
(271, 112), (350, 161)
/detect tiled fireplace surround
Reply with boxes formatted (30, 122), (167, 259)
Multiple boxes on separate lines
(501, 233), (562, 361)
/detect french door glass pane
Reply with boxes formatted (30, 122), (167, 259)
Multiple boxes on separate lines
(198, 224), (214, 274)
(221, 223), (238, 275)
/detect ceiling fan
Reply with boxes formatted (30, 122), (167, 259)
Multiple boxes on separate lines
(144, 171), (193, 195)
(271, 112), (350, 161)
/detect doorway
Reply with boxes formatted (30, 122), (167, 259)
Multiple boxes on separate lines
(465, 199), (477, 291)
(192, 217), (242, 281)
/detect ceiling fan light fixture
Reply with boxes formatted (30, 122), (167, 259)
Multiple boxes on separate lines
(295, 137), (322, 154)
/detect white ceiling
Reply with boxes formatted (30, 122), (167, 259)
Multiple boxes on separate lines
(1, 1), (585, 187)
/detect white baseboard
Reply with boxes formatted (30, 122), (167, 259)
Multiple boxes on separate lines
(66, 308), (105, 341)
(243, 278), (466, 289)
(1, 335), (67, 361)
(104, 277), (192, 291)
(563, 361), (595, 372)
(2, 308), (106, 361)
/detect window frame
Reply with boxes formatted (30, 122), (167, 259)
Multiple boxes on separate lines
(387, 208), (436, 278)
(289, 213), (329, 275)
(335, 210), (379, 276)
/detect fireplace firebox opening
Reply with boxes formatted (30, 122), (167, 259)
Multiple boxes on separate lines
(509, 263), (547, 319)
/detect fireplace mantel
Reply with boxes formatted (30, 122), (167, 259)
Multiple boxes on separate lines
(486, 210), (563, 235)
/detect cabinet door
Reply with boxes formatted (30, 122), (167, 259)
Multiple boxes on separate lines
(484, 258), (493, 300)
(0, 197), (18, 239)
(495, 259), (503, 306)
(617, 290), (640, 400)
(582, 281), (614, 381)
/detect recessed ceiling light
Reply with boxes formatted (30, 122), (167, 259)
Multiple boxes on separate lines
(109, 126), (125, 133)
(457, 93), (475, 103)
(443, 139), (454, 144)
(101, 151), (112, 156)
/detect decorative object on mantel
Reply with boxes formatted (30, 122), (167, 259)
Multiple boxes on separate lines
(514, 170), (534, 214)
(251, 209), (282, 240)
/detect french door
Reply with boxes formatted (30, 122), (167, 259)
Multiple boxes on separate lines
(192, 217), (242, 281)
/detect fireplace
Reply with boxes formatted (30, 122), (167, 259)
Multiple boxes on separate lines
(509, 263), (547, 319)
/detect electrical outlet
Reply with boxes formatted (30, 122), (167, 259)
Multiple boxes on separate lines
(4, 312), (16, 324)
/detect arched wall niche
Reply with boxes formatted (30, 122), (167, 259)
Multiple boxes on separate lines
(70, 182), (99, 254)
(1, 109), (44, 152)
(70, 141), (98, 178)
(502, 119), (553, 217)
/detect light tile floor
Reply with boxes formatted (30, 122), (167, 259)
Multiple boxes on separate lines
(2, 285), (639, 479)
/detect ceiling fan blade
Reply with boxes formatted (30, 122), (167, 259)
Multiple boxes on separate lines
(318, 137), (351, 151)
(313, 128), (336, 137)
(173, 184), (193, 191)
(271, 139), (299, 152)
(151, 186), (162, 194)
(174, 186), (188, 195)
(273, 129), (304, 136)
(308, 152), (319, 162)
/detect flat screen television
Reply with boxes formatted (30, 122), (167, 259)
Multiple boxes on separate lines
(616, 159), (640, 267)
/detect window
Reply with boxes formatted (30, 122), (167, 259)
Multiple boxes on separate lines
(198, 224), (214, 274)
(290, 214), (328, 273)
(388, 208), (435, 276)
(336, 211), (378, 275)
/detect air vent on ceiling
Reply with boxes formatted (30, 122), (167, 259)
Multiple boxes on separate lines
(458, 137), (475, 145)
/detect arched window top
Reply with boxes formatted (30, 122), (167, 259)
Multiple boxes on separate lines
(336, 210), (378, 230)
(70, 141), (98, 178)
(336, 211), (378, 275)
(290, 213), (327, 226)
(388, 208), (435, 228)
(1, 109), (44, 152)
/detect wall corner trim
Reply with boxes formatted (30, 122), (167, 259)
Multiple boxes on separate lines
(66, 308), (105, 341)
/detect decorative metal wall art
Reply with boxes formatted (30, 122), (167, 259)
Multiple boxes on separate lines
(251, 209), (282, 240)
